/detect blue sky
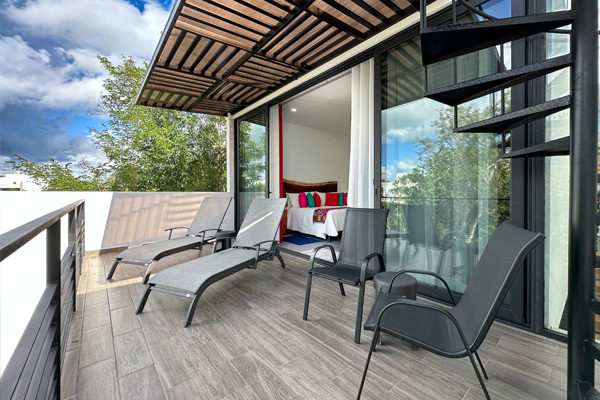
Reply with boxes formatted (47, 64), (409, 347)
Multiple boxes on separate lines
(0, 0), (173, 173)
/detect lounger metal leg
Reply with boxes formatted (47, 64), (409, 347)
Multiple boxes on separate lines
(303, 272), (313, 320)
(357, 327), (379, 399)
(338, 282), (345, 296)
(474, 351), (488, 379)
(136, 285), (153, 314)
(106, 259), (120, 280)
(355, 284), (366, 344)
(184, 294), (201, 327)
(142, 262), (155, 285)
(273, 250), (286, 268)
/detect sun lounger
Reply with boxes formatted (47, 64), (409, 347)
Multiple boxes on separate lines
(106, 196), (232, 284)
(135, 197), (287, 326)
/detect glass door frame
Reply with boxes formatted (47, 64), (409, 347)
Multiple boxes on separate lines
(234, 106), (270, 230)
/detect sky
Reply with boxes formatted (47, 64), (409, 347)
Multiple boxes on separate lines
(0, 0), (174, 174)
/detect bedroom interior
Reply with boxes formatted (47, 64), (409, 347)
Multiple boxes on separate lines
(277, 71), (352, 258)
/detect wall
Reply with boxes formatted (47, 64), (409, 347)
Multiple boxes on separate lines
(282, 122), (350, 192)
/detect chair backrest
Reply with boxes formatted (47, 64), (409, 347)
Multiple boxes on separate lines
(450, 222), (544, 351)
(403, 204), (439, 247)
(233, 198), (287, 248)
(188, 196), (232, 236)
(337, 208), (389, 272)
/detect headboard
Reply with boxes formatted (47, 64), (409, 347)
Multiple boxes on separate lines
(282, 179), (337, 196)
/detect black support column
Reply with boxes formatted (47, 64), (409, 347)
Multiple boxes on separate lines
(567, 0), (598, 397)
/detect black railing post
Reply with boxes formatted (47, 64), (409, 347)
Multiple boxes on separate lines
(47, 220), (61, 397)
(567, 0), (598, 397)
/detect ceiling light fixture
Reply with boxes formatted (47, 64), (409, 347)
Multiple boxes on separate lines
(291, 108), (297, 112)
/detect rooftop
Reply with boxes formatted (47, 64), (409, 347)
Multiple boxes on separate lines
(61, 248), (582, 399)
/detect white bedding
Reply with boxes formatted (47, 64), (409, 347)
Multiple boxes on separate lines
(287, 206), (346, 239)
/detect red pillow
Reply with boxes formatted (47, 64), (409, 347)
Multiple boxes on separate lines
(298, 192), (307, 208)
(313, 192), (321, 207)
(343, 192), (348, 206)
(325, 192), (339, 206)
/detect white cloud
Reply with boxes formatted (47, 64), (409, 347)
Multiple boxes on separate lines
(0, 0), (169, 111)
(5, 0), (167, 58)
(383, 158), (417, 182)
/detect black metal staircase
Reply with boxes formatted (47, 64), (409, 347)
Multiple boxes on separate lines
(419, 0), (597, 398)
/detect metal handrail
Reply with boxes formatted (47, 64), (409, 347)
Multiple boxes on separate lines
(0, 200), (85, 400)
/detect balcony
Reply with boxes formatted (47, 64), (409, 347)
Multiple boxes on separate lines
(1, 194), (597, 399)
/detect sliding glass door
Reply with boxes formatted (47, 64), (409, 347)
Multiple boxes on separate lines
(378, 33), (520, 320)
(237, 108), (268, 226)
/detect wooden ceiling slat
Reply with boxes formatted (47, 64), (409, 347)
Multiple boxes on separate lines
(139, 0), (418, 115)
(182, 4), (266, 39)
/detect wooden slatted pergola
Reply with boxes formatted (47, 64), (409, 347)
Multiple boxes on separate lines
(137, 0), (421, 116)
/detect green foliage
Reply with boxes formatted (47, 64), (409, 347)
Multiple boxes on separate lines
(388, 99), (511, 241)
(238, 121), (267, 193)
(8, 56), (227, 192)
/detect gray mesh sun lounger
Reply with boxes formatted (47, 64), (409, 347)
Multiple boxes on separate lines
(136, 198), (287, 327)
(106, 196), (232, 284)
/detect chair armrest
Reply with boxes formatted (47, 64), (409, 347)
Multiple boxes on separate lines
(360, 252), (385, 283)
(164, 226), (188, 239)
(375, 299), (472, 354)
(389, 270), (457, 305)
(252, 240), (279, 252)
(309, 244), (337, 269)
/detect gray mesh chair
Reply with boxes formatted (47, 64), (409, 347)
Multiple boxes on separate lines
(106, 196), (232, 284)
(136, 198), (287, 327)
(358, 223), (545, 399)
(303, 207), (389, 344)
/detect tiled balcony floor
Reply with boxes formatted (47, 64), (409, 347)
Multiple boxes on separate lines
(61, 248), (580, 400)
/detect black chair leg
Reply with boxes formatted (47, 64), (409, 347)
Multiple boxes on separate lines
(357, 327), (379, 399)
(338, 282), (345, 296)
(466, 349), (491, 400)
(303, 272), (313, 320)
(354, 284), (366, 344)
(474, 351), (488, 379)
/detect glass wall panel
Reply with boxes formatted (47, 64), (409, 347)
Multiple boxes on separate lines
(381, 37), (510, 295)
(543, 0), (572, 335)
(238, 109), (268, 223)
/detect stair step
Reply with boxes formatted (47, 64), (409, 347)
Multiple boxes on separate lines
(586, 339), (600, 361)
(425, 55), (572, 106)
(591, 298), (600, 313)
(454, 95), (571, 133)
(580, 383), (600, 400)
(420, 10), (575, 65)
(502, 136), (569, 159)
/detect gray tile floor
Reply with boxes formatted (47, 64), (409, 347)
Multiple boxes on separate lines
(61, 247), (597, 399)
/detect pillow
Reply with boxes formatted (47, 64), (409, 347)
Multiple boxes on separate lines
(287, 193), (300, 208)
(343, 192), (348, 206)
(313, 192), (322, 207)
(306, 192), (315, 207)
(338, 192), (344, 206)
(325, 192), (339, 206)
(298, 192), (307, 208)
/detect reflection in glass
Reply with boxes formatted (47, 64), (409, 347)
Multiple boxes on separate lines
(381, 38), (510, 295)
(238, 110), (267, 222)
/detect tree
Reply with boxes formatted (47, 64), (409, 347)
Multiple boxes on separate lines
(387, 99), (511, 242)
(8, 56), (227, 192)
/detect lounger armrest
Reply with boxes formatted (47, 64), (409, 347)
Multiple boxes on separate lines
(164, 226), (188, 239)
(309, 244), (337, 269)
(192, 228), (222, 238)
(360, 252), (385, 283)
(388, 270), (457, 305)
(376, 299), (471, 353)
(251, 240), (279, 252)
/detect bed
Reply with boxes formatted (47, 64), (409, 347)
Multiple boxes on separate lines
(283, 179), (347, 239)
